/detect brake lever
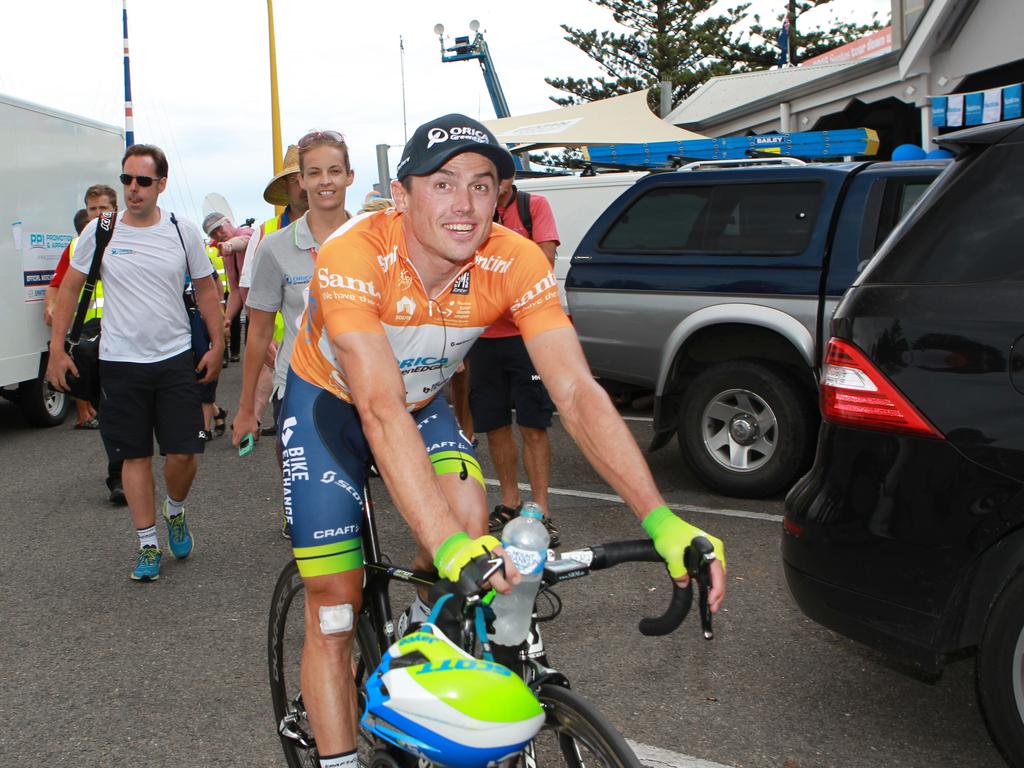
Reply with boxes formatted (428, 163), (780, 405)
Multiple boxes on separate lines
(477, 556), (504, 589)
(684, 536), (715, 640)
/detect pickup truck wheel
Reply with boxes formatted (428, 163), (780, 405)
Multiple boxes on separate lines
(977, 567), (1024, 768)
(679, 361), (813, 498)
(18, 376), (69, 427)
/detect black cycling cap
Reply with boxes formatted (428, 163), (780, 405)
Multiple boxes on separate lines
(396, 113), (515, 181)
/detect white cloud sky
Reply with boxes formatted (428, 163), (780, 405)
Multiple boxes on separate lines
(1, 0), (888, 227)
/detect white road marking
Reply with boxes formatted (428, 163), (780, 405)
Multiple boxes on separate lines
(552, 410), (653, 423)
(628, 740), (733, 768)
(483, 479), (783, 523)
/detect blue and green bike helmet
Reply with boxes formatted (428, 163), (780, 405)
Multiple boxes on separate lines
(361, 623), (545, 768)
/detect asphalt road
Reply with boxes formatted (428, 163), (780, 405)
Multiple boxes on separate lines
(0, 361), (1007, 768)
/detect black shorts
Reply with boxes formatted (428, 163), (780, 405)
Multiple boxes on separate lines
(198, 378), (218, 404)
(467, 335), (554, 433)
(98, 350), (207, 460)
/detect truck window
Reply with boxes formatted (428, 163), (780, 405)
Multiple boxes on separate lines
(873, 178), (934, 251)
(704, 182), (821, 254)
(866, 143), (1024, 284)
(599, 181), (821, 254)
(599, 187), (711, 252)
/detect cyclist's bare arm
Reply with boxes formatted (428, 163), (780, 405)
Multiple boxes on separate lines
(330, 329), (518, 593)
(525, 325), (726, 611)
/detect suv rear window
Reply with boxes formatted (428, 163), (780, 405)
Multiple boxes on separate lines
(866, 142), (1024, 284)
(600, 181), (821, 255)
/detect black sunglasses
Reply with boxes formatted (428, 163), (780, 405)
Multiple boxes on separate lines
(297, 129), (345, 148)
(119, 173), (160, 187)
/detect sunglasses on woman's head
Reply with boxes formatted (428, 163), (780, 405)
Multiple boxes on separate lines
(297, 130), (345, 148)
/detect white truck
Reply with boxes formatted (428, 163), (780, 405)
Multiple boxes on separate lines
(0, 94), (123, 426)
(515, 171), (648, 310)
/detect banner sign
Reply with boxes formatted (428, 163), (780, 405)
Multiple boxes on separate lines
(964, 92), (984, 125)
(946, 94), (964, 127)
(931, 83), (1022, 127)
(1004, 85), (1022, 120)
(981, 89), (1002, 123)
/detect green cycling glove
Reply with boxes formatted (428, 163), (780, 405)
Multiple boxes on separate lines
(642, 506), (726, 580)
(434, 531), (502, 582)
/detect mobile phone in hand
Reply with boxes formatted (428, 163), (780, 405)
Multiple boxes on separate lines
(238, 433), (254, 457)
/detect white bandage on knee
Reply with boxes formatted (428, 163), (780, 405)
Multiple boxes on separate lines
(318, 603), (354, 635)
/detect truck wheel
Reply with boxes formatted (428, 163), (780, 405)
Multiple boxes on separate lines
(977, 567), (1024, 768)
(678, 361), (814, 498)
(18, 376), (69, 427)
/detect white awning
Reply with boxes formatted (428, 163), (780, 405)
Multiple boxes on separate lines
(483, 91), (705, 151)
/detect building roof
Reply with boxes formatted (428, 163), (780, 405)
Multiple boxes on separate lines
(665, 0), (981, 133)
(665, 61), (860, 126)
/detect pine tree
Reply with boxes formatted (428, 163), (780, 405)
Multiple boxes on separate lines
(545, 0), (747, 109)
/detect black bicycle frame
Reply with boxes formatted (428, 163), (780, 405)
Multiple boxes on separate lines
(358, 477), (436, 654)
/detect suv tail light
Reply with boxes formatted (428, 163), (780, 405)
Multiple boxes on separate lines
(821, 338), (942, 438)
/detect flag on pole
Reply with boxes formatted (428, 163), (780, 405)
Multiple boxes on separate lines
(123, 0), (134, 147)
(777, 17), (790, 67)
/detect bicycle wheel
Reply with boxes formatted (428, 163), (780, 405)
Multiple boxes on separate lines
(269, 560), (317, 768)
(521, 684), (641, 768)
(268, 560), (385, 768)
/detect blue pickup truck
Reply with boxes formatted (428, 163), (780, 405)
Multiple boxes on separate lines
(565, 157), (947, 498)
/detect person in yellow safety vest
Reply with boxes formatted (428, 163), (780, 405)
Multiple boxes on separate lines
(44, 184), (129, 506)
(45, 186), (118, 430)
(74, 235), (106, 324)
(205, 243), (231, 366)
(206, 242), (228, 293)
(204, 214), (252, 364)
(238, 144), (310, 435)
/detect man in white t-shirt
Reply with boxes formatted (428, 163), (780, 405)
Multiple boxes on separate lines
(47, 144), (224, 582)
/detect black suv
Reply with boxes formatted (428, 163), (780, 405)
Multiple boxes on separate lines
(783, 118), (1024, 766)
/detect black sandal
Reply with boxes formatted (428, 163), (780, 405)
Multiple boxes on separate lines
(487, 503), (522, 534)
(214, 407), (227, 437)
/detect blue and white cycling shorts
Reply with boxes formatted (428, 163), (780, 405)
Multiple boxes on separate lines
(279, 369), (482, 578)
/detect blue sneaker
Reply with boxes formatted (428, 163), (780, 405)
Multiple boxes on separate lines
(163, 502), (194, 560)
(130, 545), (162, 581)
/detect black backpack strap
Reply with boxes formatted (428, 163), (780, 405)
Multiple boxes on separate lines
(169, 211), (192, 282)
(515, 188), (533, 240)
(493, 186), (534, 240)
(68, 210), (115, 345)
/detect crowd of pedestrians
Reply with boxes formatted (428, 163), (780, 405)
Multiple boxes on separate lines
(40, 129), (724, 667)
(42, 131), (573, 576)
(36, 121), (726, 768)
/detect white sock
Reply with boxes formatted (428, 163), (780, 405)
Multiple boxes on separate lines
(319, 750), (358, 768)
(137, 525), (158, 549)
(164, 496), (185, 518)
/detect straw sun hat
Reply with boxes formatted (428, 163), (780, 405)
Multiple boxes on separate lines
(263, 144), (301, 206)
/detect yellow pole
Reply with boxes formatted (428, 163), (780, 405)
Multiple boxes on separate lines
(267, 0), (284, 215)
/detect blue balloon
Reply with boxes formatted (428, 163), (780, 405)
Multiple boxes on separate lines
(892, 143), (928, 161)
(925, 147), (954, 159)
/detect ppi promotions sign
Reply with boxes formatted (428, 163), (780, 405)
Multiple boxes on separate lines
(13, 222), (72, 302)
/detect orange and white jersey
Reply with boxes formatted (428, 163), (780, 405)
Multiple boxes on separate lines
(290, 208), (571, 410)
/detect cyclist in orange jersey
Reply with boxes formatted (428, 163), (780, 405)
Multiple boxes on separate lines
(277, 114), (727, 768)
